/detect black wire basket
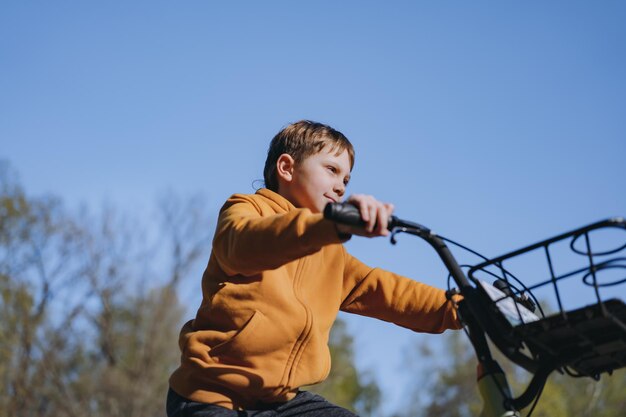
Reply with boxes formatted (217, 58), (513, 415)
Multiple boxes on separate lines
(467, 217), (626, 379)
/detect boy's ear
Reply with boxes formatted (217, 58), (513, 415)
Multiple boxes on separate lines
(276, 154), (295, 182)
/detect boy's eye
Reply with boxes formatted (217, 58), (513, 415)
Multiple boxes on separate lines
(327, 166), (337, 173)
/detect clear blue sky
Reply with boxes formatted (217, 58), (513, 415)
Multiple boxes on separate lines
(2, 1), (625, 413)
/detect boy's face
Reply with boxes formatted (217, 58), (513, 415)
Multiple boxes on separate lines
(278, 147), (351, 213)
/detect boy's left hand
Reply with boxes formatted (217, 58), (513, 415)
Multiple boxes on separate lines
(335, 194), (395, 237)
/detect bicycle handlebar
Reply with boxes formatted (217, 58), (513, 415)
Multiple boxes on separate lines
(324, 202), (473, 290)
(323, 201), (431, 233)
(324, 202), (626, 414)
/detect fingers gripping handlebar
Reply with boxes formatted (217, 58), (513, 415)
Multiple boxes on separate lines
(326, 203), (626, 412)
(324, 201), (547, 410)
(323, 201), (431, 235)
(324, 202), (472, 290)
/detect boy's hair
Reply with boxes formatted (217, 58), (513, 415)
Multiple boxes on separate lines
(263, 120), (355, 192)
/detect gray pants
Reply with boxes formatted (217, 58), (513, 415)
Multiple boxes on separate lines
(166, 388), (359, 417)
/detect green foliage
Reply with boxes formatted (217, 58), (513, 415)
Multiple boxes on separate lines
(0, 162), (204, 417)
(0, 162), (379, 417)
(306, 319), (381, 416)
(394, 329), (626, 417)
(525, 368), (626, 417)
(391, 331), (482, 417)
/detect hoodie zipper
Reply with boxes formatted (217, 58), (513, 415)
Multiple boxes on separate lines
(277, 256), (313, 394)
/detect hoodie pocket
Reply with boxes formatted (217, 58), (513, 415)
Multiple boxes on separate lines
(208, 310), (266, 365)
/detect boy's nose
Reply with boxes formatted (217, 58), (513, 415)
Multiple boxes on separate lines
(334, 183), (345, 197)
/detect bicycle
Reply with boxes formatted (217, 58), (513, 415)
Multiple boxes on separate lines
(324, 203), (626, 417)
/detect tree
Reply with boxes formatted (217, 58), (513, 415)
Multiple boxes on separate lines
(0, 162), (89, 416)
(306, 318), (381, 416)
(393, 329), (626, 417)
(0, 161), (210, 417)
(1, 161), (380, 416)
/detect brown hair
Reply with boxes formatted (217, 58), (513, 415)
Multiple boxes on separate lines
(263, 120), (355, 192)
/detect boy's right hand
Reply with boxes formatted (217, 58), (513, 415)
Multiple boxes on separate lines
(334, 194), (395, 238)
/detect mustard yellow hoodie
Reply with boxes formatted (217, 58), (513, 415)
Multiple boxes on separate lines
(169, 188), (461, 409)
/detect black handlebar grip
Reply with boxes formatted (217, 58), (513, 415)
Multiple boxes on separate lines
(324, 202), (430, 235)
(323, 202), (365, 227)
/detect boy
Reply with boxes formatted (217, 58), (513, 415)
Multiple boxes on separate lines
(167, 120), (462, 416)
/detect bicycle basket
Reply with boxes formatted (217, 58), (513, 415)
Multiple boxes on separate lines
(467, 217), (626, 379)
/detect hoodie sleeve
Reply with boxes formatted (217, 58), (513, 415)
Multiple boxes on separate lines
(340, 250), (462, 333)
(212, 194), (349, 277)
